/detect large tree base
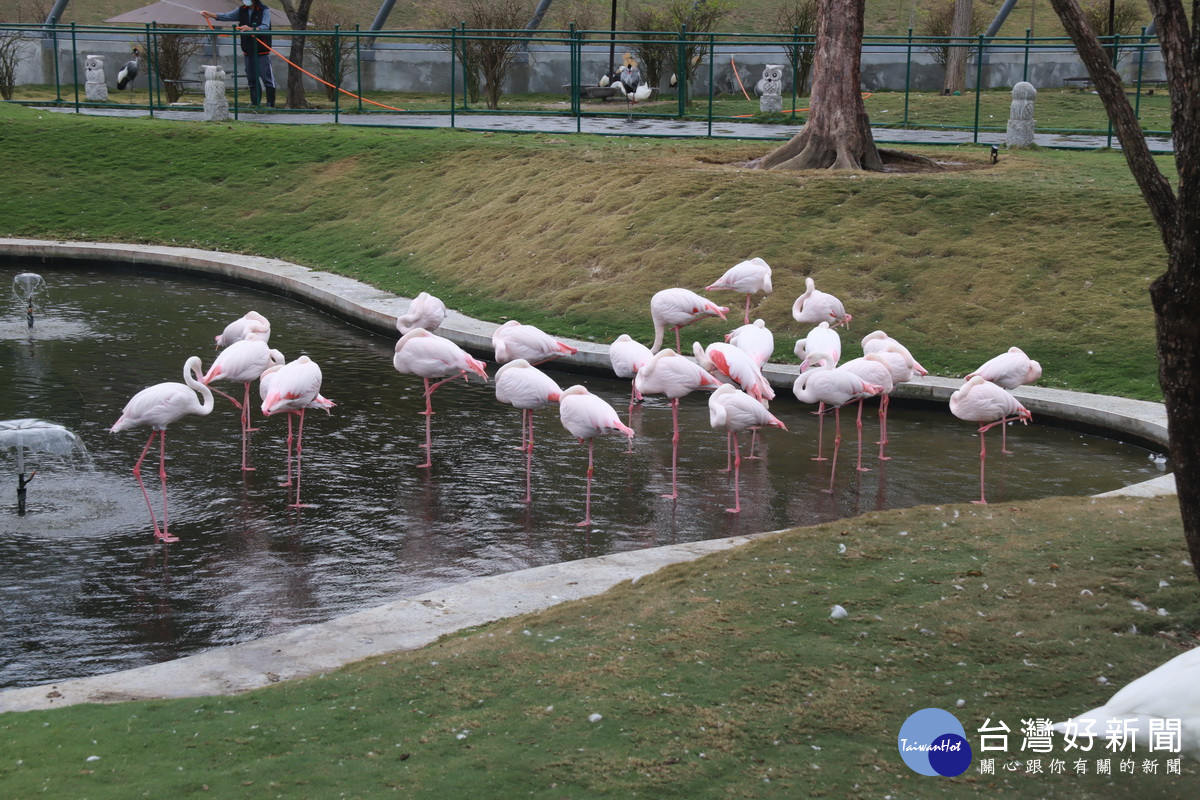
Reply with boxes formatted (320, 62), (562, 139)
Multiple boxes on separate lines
(745, 128), (943, 172)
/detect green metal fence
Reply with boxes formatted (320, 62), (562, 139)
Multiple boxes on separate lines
(0, 22), (1173, 146)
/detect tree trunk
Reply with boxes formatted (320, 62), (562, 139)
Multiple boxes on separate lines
(753, 0), (883, 171)
(1049, 0), (1200, 585)
(942, 0), (974, 94)
(279, 0), (314, 109)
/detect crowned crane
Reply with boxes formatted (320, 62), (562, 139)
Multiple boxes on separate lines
(116, 47), (140, 104)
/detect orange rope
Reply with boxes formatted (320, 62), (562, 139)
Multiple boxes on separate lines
(730, 56), (753, 102)
(204, 17), (406, 112)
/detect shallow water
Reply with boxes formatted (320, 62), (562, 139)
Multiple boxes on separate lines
(0, 263), (1165, 689)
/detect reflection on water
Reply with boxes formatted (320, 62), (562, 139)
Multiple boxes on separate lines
(0, 264), (1163, 688)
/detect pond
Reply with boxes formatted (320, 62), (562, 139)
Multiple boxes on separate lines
(0, 263), (1164, 689)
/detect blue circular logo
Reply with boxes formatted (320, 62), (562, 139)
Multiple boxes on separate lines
(898, 708), (973, 776)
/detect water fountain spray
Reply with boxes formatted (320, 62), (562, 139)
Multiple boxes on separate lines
(12, 273), (46, 329)
(0, 419), (89, 515)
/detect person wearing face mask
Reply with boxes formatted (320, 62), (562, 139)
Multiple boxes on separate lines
(201, 0), (276, 108)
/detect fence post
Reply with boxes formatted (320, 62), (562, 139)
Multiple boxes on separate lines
(707, 32), (714, 137)
(972, 33), (984, 143)
(232, 24), (239, 120)
(903, 27), (912, 126)
(459, 22), (469, 111)
(355, 25), (362, 113)
(1022, 28), (1031, 82)
(149, 22), (157, 115)
(1133, 26), (1146, 120)
(679, 25), (689, 119)
(70, 22), (78, 112)
(449, 27), (456, 128)
(334, 26), (341, 124)
(51, 18), (61, 103)
(570, 24), (580, 132)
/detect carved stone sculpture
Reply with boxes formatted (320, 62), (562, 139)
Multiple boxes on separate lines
(755, 64), (784, 114)
(1006, 82), (1037, 148)
(85, 55), (108, 103)
(203, 65), (229, 122)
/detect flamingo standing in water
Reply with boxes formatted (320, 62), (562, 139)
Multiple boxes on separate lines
(202, 339), (285, 471)
(949, 375), (1032, 504)
(863, 335), (927, 460)
(693, 341), (774, 401)
(793, 355), (882, 491)
(397, 292), (448, 335)
(650, 288), (728, 353)
(966, 347), (1042, 454)
(558, 385), (634, 527)
(705, 257), (773, 324)
(494, 359), (563, 503)
(634, 349), (721, 500)
(609, 333), (653, 433)
(708, 384), (787, 514)
(726, 319), (774, 368)
(493, 320), (579, 366)
(792, 277), (852, 329)
(795, 321), (843, 367)
(215, 311), (270, 348)
(837, 354), (895, 471)
(260, 356), (332, 508)
(393, 328), (489, 468)
(110, 356), (214, 543)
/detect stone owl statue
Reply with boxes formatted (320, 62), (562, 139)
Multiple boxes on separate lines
(85, 55), (108, 102)
(755, 64), (783, 114)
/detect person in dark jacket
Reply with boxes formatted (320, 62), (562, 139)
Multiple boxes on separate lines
(201, 1), (276, 108)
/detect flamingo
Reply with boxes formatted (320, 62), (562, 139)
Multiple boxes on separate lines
(558, 385), (634, 527)
(492, 320), (578, 366)
(650, 288), (728, 354)
(838, 354), (895, 470)
(494, 360), (563, 503)
(396, 291), (447, 335)
(725, 319), (774, 368)
(609, 333), (654, 430)
(793, 355), (882, 491)
(795, 322), (842, 367)
(862, 331), (928, 375)
(966, 347), (1042, 454)
(215, 311), (270, 348)
(1052, 644), (1200, 760)
(867, 339), (928, 460)
(634, 349), (721, 500)
(393, 328), (489, 468)
(705, 257), (773, 325)
(260, 356), (332, 508)
(110, 356), (214, 543)
(792, 277), (852, 329)
(708, 385), (787, 514)
(949, 375), (1032, 505)
(693, 341), (774, 402)
(201, 339), (285, 471)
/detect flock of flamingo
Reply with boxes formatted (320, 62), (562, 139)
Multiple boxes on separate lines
(109, 258), (1042, 539)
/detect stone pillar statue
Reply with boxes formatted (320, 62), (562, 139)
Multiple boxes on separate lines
(85, 55), (108, 103)
(755, 65), (784, 114)
(202, 65), (230, 122)
(1006, 82), (1037, 148)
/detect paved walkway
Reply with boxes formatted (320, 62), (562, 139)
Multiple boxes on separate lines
(41, 105), (1174, 153)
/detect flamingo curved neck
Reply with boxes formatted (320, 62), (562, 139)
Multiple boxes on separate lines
(183, 357), (216, 415)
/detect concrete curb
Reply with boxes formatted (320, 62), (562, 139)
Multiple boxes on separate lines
(0, 238), (1175, 712)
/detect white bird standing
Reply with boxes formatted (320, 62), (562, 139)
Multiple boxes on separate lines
(861, 331), (928, 375)
(792, 276), (852, 328)
(966, 346), (1042, 454)
(949, 375), (1032, 505)
(558, 385), (634, 527)
(110, 356), (214, 543)
(1052, 645), (1200, 761)
(795, 321), (843, 367)
(693, 341), (774, 402)
(396, 291), (448, 335)
(116, 47), (140, 103)
(634, 349), (721, 500)
(392, 328), (489, 468)
(609, 333), (654, 430)
(201, 339), (285, 472)
(862, 333), (928, 460)
(260, 356), (332, 508)
(215, 311), (271, 348)
(494, 359), (563, 504)
(793, 355), (882, 491)
(838, 354), (895, 470)
(650, 288), (729, 354)
(708, 385), (787, 514)
(705, 257), (773, 324)
(725, 319), (774, 368)
(492, 320), (579, 365)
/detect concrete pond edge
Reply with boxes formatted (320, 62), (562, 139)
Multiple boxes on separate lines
(0, 238), (1177, 713)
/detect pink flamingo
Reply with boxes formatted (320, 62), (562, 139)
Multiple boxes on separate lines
(215, 311), (270, 348)
(201, 339), (285, 471)
(794, 321), (843, 367)
(634, 349), (721, 499)
(949, 375), (1032, 504)
(705, 257), (773, 325)
(393, 328), (489, 468)
(725, 319), (774, 367)
(110, 356), (214, 543)
(396, 291), (448, 335)
(260, 356), (332, 508)
(792, 277), (852, 329)
(558, 385), (634, 527)
(793, 355), (882, 491)
(494, 359), (563, 503)
(650, 288), (728, 353)
(863, 337), (927, 460)
(708, 384), (787, 513)
(862, 331), (928, 375)
(693, 341), (774, 401)
(837, 354), (895, 470)
(493, 320), (579, 366)
(966, 347), (1041, 454)
(608, 333), (653, 432)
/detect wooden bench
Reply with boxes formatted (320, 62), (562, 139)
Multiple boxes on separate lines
(162, 78), (255, 97)
(1063, 76), (1094, 91)
(562, 84), (669, 102)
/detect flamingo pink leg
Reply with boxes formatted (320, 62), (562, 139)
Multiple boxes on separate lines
(673, 326), (683, 355)
(824, 407), (843, 494)
(974, 425), (989, 504)
(279, 413), (294, 487)
(812, 402), (828, 461)
(244, 382), (260, 432)
(855, 399), (869, 473)
(523, 409), (535, 504)
(742, 294), (751, 325)
(418, 373), (463, 468)
(288, 409), (311, 508)
(720, 429), (733, 473)
(239, 383), (256, 471)
(661, 398), (680, 500)
(745, 427), (763, 460)
(1001, 419), (1013, 455)
(576, 437), (595, 527)
(877, 394), (891, 461)
(157, 431), (176, 541)
(131, 431), (166, 541)
(725, 433), (742, 514)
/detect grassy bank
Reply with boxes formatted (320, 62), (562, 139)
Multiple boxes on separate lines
(0, 103), (1168, 399)
(1, 497), (1196, 798)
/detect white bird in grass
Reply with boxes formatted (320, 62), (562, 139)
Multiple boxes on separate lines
(792, 276), (852, 328)
(705, 257), (773, 325)
(397, 291), (447, 335)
